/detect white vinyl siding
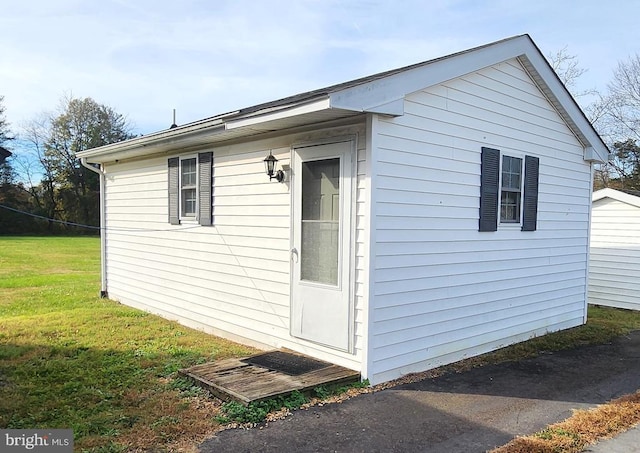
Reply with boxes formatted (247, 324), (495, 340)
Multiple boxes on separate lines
(366, 58), (591, 384)
(589, 196), (640, 310)
(96, 54), (597, 385)
(102, 123), (366, 371)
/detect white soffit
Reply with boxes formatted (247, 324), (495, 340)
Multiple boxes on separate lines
(225, 98), (332, 130)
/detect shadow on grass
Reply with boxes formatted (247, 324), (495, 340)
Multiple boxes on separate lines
(0, 341), (223, 452)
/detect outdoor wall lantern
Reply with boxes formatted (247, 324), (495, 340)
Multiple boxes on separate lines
(264, 151), (285, 182)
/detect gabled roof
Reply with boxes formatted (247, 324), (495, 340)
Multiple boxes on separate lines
(593, 188), (640, 208)
(78, 34), (609, 163)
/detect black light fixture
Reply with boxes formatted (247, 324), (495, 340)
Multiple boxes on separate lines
(264, 151), (285, 182)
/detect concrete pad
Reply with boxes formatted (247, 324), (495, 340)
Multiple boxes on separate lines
(584, 425), (640, 453)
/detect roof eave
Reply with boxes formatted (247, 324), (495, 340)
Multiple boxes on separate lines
(77, 96), (365, 162)
(76, 117), (226, 160)
(328, 34), (609, 163)
(516, 51), (609, 163)
(79, 34), (609, 164)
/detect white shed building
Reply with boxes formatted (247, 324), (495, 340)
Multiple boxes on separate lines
(78, 35), (608, 385)
(589, 188), (640, 311)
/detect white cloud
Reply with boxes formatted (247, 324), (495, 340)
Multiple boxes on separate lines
(1, 0), (639, 135)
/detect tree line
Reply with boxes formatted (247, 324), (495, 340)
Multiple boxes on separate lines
(0, 95), (134, 234)
(1, 49), (640, 234)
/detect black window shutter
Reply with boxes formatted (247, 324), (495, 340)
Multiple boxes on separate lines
(198, 152), (213, 226)
(479, 147), (500, 232)
(522, 155), (539, 231)
(168, 157), (180, 225)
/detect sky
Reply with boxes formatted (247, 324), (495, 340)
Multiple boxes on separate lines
(2, 0), (639, 137)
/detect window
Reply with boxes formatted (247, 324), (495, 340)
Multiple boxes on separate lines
(168, 152), (213, 226)
(479, 147), (539, 232)
(180, 157), (197, 218)
(500, 155), (522, 223)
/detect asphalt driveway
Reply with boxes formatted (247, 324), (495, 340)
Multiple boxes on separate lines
(200, 331), (640, 453)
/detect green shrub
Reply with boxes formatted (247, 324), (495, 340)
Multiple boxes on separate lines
(216, 391), (309, 424)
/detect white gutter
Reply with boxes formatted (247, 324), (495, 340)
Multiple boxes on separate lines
(76, 120), (227, 160)
(80, 157), (108, 298)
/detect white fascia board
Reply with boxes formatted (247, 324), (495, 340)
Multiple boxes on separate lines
(329, 36), (530, 114)
(369, 98), (405, 116)
(519, 51), (609, 163)
(225, 98), (332, 130)
(329, 35), (608, 163)
(583, 146), (609, 162)
(333, 97), (405, 116)
(584, 147), (597, 161)
(77, 119), (226, 162)
(593, 188), (640, 207)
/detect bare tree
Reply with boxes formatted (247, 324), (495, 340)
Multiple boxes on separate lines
(547, 46), (598, 101)
(546, 48), (615, 189)
(43, 95), (134, 226)
(0, 96), (42, 233)
(15, 94), (135, 229)
(591, 54), (640, 189)
(604, 54), (640, 142)
(17, 115), (60, 223)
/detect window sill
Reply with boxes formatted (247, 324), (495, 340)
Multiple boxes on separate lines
(498, 222), (522, 230)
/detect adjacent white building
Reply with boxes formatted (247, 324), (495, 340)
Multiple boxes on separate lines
(78, 35), (608, 385)
(590, 188), (640, 311)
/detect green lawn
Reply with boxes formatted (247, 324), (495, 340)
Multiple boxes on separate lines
(2, 237), (640, 452)
(0, 236), (255, 452)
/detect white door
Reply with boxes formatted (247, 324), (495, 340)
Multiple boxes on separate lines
(291, 141), (353, 351)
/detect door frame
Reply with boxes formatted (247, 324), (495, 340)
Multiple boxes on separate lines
(289, 136), (357, 353)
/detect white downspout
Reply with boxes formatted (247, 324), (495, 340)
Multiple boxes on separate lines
(584, 161), (596, 323)
(80, 157), (108, 298)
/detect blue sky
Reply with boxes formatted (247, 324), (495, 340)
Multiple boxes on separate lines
(2, 0), (638, 135)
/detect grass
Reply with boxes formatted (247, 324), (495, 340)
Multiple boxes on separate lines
(2, 237), (640, 452)
(0, 236), (256, 451)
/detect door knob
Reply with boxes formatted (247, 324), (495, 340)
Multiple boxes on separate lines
(290, 248), (299, 263)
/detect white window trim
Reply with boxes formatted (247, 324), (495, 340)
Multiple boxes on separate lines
(179, 155), (199, 222)
(498, 152), (524, 227)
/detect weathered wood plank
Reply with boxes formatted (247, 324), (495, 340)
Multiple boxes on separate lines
(180, 350), (360, 405)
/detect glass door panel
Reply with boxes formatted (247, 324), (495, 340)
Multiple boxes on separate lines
(300, 158), (340, 285)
